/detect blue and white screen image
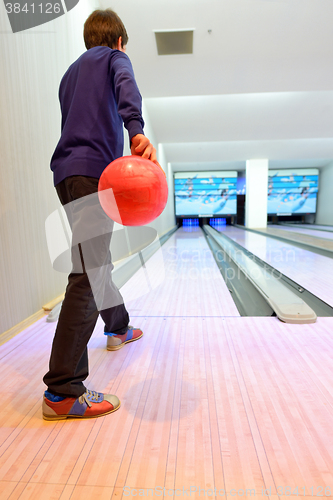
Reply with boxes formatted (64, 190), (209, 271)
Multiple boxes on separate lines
(267, 168), (319, 215)
(174, 171), (237, 216)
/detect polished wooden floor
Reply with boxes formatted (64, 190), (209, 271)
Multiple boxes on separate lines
(1, 228), (333, 500)
(215, 226), (333, 307)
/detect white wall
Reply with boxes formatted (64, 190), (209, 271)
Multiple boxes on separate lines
(154, 144), (176, 233)
(245, 159), (268, 228)
(0, 0), (100, 334)
(316, 162), (333, 225)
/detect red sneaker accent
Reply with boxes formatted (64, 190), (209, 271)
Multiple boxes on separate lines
(106, 326), (143, 351)
(44, 397), (76, 415)
(42, 390), (120, 420)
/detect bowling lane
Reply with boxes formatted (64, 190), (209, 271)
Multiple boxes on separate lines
(119, 227), (240, 318)
(215, 226), (333, 308)
(253, 226), (333, 253)
(269, 224), (333, 240)
(282, 224), (333, 232)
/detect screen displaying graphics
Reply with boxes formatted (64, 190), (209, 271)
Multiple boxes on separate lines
(174, 171), (237, 216)
(237, 175), (246, 195)
(267, 168), (319, 215)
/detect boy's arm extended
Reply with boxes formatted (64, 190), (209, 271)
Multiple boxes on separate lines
(111, 52), (160, 167)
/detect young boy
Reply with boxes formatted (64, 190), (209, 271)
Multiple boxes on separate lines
(43, 9), (159, 420)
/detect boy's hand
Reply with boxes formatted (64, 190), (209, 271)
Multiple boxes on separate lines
(130, 134), (166, 175)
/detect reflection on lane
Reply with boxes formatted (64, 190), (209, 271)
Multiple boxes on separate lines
(120, 227), (240, 317)
(269, 225), (333, 240)
(214, 225), (333, 308)
(283, 224), (333, 232)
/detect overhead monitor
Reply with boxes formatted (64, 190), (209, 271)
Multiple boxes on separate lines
(267, 168), (319, 215)
(174, 171), (237, 217)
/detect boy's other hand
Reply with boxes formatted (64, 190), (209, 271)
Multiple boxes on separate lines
(130, 134), (166, 175)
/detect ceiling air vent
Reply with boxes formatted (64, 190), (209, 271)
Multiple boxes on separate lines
(154, 29), (194, 55)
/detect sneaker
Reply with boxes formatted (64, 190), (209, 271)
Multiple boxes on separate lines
(105, 326), (143, 351)
(42, 389), (120, 421)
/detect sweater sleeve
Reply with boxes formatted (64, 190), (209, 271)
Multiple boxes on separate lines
(110, 51), (145, 140)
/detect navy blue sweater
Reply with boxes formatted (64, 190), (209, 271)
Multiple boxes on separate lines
(51, 46), (145, 186)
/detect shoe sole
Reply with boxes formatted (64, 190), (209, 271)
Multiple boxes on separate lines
(107, 332), (143, 351)
(43, 400), (121, 421)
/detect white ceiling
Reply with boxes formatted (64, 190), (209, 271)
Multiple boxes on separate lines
(102, 0), (333, 172)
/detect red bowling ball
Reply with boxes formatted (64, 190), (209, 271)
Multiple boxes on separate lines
(98, 156), (168, 226)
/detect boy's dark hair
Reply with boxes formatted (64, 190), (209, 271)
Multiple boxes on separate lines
(84, 9), (128, 50)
